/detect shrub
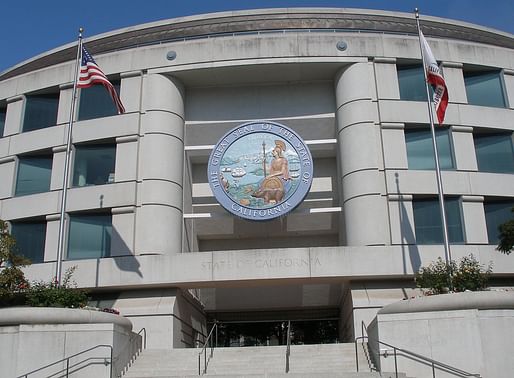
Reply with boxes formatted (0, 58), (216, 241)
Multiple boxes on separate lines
(0, 220), (30, 307)
(415, 257), (454, 295)
(452, 255), (493, 292)
(26, 266), (89, 308)
(1, 219), (89, 309)
(415, 254), (492, 295)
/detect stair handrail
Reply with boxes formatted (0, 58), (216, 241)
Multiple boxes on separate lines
(138, 327), (147, 350)
(198, 320), (218, 375)
(116, 327), (147, 377)
(355, 321), (481, 378)
(17, 344), (113, 378)
(285, 320), (291, 373)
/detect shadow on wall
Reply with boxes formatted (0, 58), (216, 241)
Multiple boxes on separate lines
(93, 226), (143, 287)
(395, 173), (421, 274)
(112, 226), (143, 277)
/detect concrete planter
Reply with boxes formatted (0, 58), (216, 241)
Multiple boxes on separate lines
(368, 291), (514, 378)
(0, 307), (140, 378)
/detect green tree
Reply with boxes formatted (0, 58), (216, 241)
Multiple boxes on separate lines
(0, 219), (31, 306)
(497, 207), (514, 255)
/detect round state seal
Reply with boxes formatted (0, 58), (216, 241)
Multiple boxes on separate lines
(207, 121), (314, 221)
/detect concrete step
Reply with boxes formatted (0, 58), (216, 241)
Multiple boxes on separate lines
(123, 343), (408, 378)
(123, 373), (408, 378)
(125, 374), (398, 378)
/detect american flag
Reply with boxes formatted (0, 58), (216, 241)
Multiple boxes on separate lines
(78, 46), (125, 114)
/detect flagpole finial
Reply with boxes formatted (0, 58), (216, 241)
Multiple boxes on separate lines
(79, 27), (84, 37)
(415, 8), (419, 19)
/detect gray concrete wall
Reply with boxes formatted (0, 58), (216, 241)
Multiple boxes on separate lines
(89, 288), (207, 349)
(370, 291), (514, 378)
(0, 308), (139, 378)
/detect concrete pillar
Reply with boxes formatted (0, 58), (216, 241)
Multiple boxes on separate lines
(136, 74), (185, 255)
(388, 194), (415, 245)
(442, 62), (467, 104)
(57, 84), (73, 125)
(4, 95), (24, 136)
(502, 69), (514, 109)
(451, 125), (478, 171)
(44, 214), (60, 262)
(0, 156), (15, 200)
(50, 146), (66, 191)
(335, 62), (388, 246)
(111, 206), (136, 257)
(373, 58), (399, 99)
(461, 196), (488, 244)
(120, 71), (144, 114)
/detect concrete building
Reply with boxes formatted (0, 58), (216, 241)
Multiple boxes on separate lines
(1, 8), (514, 350)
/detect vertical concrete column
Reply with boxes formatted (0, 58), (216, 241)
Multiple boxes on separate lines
(335, 62), (388, 246)
(136, 74), (185, 255)
(442, 62), (467, 104)
(387, 195), (415, 245)
(373, 58), (399, 99)
(461, 196), (488, 244)
(57, 84), (74, 125)
(0, 156), (16, 199)
(451, 126), (478, 171)
(502, 69), (514, 109)
(111, 206), (136, 257)
(50, 146), (66, 191)
(4, 95), (24, 136)
(119, 71), (144, 114)
(44, 214), (60, 262)
(380, 123), (407, 169)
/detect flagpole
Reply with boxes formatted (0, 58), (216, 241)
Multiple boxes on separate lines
(55, 28), (83, 285)
(414, 9), (453, 283)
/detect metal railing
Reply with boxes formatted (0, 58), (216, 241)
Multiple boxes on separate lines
(138, 327), (147, 349)
(117, 327), (147, 377)
(355, 321), (481, 378)
(17, 327), (147, 378)
(17, 344), (113, 378)
(198, 321), (218, 375)
(284, 320), (292, 373)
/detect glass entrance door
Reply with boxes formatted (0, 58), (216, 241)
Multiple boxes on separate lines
(211, 319), (339, 347)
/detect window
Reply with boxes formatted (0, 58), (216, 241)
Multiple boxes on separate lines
(413, 197), (464, 244)
(68, 214), (112, 260)
(397, 64), (429, 101)
(22, 93), (59, 132)
(10, 221), (46, 263)
(484, 201), (514, 244)
(464, 70), (506, 108)
(78, 81), (121, 121)
(405, 127), (454, 170)
(72, 144), (116, 187)
(474, 133), (514, 173)
(0, 107), (5, 137)
(15, 155), (53, 196)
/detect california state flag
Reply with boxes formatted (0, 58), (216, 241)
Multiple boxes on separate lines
(420, 30), (448, 125)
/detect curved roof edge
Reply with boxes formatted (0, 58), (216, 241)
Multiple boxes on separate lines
(2, 7), (513, 81)
(378, 291), (514, 315)
(0, 307), (133, 330)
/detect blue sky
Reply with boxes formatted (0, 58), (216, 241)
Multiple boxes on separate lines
(1, 0), (513, 73)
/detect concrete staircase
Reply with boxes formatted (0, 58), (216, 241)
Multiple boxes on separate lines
(123, 343), (409, 378)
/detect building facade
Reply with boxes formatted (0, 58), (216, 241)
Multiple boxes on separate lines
(1, 8), (514, 349)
